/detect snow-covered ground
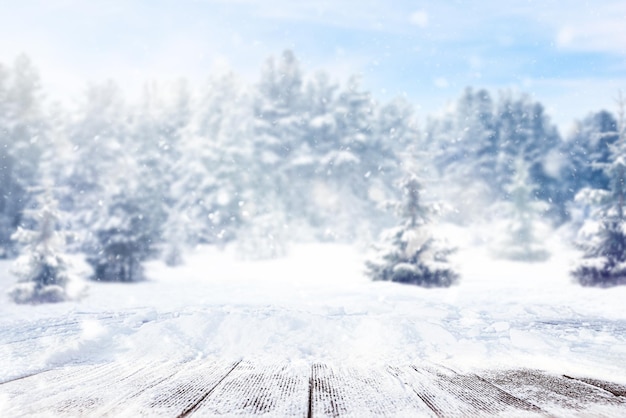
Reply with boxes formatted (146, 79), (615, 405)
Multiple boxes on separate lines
(2, 227), (626, 387)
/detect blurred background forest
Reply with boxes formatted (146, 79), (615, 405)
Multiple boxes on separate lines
(1, 50), (623, 294)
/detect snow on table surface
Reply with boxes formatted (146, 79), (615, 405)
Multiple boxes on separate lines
(1, 233), (626, 414)
(1, 358), (625, 416)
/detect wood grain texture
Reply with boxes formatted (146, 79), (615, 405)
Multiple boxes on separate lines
(191, 361), (309, 417)
(310, 363), (433, 417)
(3, 360), (626, 417)
(483, 368), (626, 416)
(389, 364), (543, 417)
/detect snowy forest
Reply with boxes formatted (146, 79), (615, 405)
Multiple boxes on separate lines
(2, 50), (626, 303)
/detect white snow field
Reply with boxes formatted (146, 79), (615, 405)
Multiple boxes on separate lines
(1, 227), (626, 415)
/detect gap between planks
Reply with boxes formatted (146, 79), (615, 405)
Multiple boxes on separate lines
(178, 360), (243, 418)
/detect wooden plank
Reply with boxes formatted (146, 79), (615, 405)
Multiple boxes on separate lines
(310, 363), (433, 417)
(57, 362), (176, 416)
(1, 362), (124, 416)
(563, 375), (626, 397)
(2, 359), (179, 416)
(4, 360), (626, 417)
(189, 360), (309, 417)
(483, 369), (626, 415)
(1, 361), (120, 397)
(389, 364), (544, 417)
(102, 358), (240, 417)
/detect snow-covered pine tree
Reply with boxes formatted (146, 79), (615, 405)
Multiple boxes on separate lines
(8, 188), (74, 303)
(320, 76), (391, 241)
(0, 63), (13, 257)
(299, 71), (340, 232)
(366, 176), (458, 287)
(64, 81), (128, 255)
(168, 73), (249, 251)
(131, 80), (189, 265)
(425, 88), (496, 224)
(494, 92), (563, 219)
(564, 111), (619, 193)
(0, 55), (46, 257)
(489, 158), (550, 262)
(571, 93), (626, 286)
(234, 51), (304, 259)
(429, 88), (495, 180)
(88, 192), (153, 282)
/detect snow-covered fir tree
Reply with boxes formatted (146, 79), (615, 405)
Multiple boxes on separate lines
(64, 81), (129, 255)
(571, 94), (626, 286)
(426, 88), (496, 224)
(231, 50), (304, 259)
(561, 110), (619, 210)
(131, 80), (189, 265)
(8, 188), (75, 304)
(0, 55), (46, 257)
(564, 112), (620, 234)
(7, 52), (626, 291)
(88, 192), (154, 282)
(427, 89), (564, 223)
(168, 73), (249, 251)
(366, 176), (459, 287)
(494, 92), (564, 218)
(489, 158), (550, 262)
(429, 88), (496, 182)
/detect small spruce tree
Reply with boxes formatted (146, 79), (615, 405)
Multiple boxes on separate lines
(8, 189), (74, 304)
(572, 93), (626, 286)
(366, 176), (459, 287)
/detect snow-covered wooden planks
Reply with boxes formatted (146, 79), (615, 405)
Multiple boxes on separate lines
(389, 364), (543, 417)
(189, 360), (309, 417)
(483, 369), (626, 416)
(309, 363), (433, 417)
(1, 361), (129, 415)
(105, 358), (241, 416)
(0, 358), (184, 416)
(3, 360), (626, 417)
(564, 374), (626, 397)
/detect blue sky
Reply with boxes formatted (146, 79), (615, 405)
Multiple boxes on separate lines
(1, 0), (625, 132)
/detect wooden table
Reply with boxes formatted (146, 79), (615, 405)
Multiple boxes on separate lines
(2, 358), (626, 416)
